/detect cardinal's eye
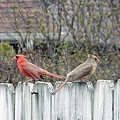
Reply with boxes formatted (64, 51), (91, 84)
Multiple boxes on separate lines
(95, 58), (97, 61)
(16, 56), (19, 59)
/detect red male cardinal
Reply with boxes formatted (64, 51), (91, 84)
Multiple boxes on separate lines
(52, 54), (100, 95)
(13, 54), (65, 81)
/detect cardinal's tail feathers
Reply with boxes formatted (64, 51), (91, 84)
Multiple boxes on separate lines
(52, 80), (68, 95)
(46, 71), (65, 79)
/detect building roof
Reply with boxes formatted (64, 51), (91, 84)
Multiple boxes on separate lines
(0, 0), (45, 33)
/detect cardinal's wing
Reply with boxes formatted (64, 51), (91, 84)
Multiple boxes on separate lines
(73, 64), (94, 80)
(21, 62), (45, 79)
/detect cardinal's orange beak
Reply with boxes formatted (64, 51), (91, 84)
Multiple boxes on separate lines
(96, 58), (100, 63)
(13, 56), (17, 61)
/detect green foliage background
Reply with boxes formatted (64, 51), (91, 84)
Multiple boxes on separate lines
(0, 0), (120, 84)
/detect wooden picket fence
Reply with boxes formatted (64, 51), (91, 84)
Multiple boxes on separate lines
(0, 79), (120, 120)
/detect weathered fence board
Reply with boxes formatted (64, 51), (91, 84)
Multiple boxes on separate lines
(0, 80), (120, 120)
(52, 82), (92, 120)
(114, 79), (120, 120)
(0, 83), (14, 120)
(15, 82), (32, 120)
(32, 82), (52, 120)
(93, 80), (113, 120)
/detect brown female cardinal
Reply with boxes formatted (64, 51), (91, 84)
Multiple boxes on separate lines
(52, 54), (100, 95)
(13, 54), (65, 82)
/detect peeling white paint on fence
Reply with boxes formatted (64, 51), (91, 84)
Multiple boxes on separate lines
(52, 81), (92, 120)
(0, 83), (14, 120)
(31, 82), (53, 120)
(93, 80), (113, 120)
(114, 79), (120, 120)
(0, 79), (120, 120)
(15, 82), (32, 120)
